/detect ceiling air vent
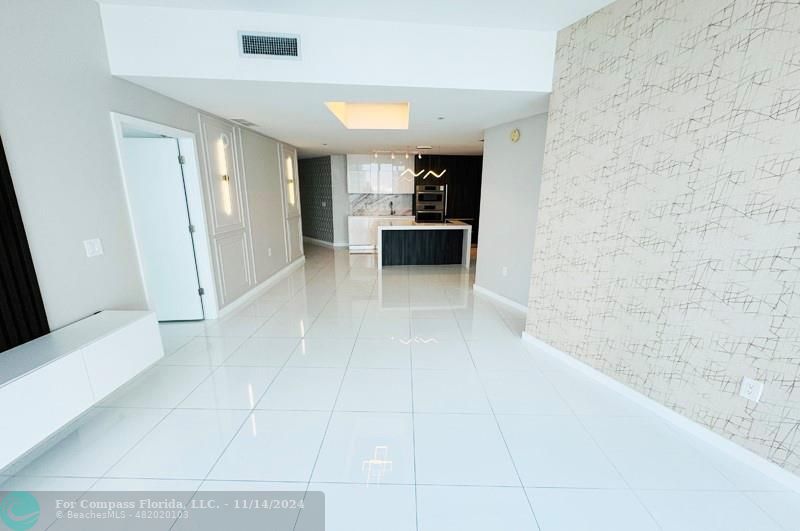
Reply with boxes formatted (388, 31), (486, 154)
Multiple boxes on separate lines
(240, 32), (300, 58)
(230, 118), (257, 127)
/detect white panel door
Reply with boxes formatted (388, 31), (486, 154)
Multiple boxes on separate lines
(200, 116), (245, 233)
(122, 138), (204, 321)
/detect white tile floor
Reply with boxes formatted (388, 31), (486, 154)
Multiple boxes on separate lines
(3, 244), (799, 530)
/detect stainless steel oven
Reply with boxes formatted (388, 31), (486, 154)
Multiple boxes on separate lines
(415, 185), (446, 223)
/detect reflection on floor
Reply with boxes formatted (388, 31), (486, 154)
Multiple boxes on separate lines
(3, 244), (798, 530)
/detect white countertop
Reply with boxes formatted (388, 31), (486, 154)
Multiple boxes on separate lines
(348, 215), (414, 218)
(378, 221), (471, 230)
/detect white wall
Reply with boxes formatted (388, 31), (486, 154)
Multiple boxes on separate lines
(329, 155), (349, 246)
(475, 113), (547, 308)
(0, 0), (296, 328)
(100, 5), (555, 92)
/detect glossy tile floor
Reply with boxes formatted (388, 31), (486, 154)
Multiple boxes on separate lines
(4, 245), (799, 530)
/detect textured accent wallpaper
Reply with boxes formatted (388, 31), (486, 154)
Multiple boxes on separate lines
(526, 0), (800, 473)
(298, 157), (334, 243)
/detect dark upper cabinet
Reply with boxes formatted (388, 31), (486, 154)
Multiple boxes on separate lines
(415, 155), (483, 243)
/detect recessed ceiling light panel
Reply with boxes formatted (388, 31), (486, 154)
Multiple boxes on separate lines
(325, 102), (409, 130)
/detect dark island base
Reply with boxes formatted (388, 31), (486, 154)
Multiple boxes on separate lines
(381, 229), (464, 266)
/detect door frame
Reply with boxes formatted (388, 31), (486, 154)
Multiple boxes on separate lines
(110, 113), (220, 319)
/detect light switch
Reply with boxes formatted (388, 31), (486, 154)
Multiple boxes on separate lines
(83, 238), (104, 258)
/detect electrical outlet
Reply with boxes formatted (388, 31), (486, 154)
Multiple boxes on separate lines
(268, 248), (272, 257)
(502, 266), (508, 277)
(83, 238), (104, 258)
(739, 377), (764, 402)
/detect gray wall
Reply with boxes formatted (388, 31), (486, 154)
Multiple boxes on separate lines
(298, 157), (334, 243)
(329, 155), (350, 246)
(241, 129), (288, 282)
(0, 0), (155, 329)
(527, 0), (800, 474)
(475, 114), (547, 307)
(0, 0), (293, 328)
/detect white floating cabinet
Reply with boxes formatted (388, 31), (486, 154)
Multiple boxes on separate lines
(0, 311), (163, 470)
(347, 154), (415, 194)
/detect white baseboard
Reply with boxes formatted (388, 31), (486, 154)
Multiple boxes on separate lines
(216, 256), (306, 319)
(303, 236), (347, 249)
(473, 284), (527, 314)
(521, 332), (800, 493)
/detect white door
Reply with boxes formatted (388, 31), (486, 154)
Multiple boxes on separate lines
(122, 138), (204, 321)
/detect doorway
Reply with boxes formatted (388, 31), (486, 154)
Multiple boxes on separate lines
(111, 114), (219, 321)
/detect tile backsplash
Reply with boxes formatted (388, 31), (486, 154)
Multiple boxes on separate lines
(349, 194), (412, 216)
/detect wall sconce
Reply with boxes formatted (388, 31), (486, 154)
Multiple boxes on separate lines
(217, 134), (233, 216)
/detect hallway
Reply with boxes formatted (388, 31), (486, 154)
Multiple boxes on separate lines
(4, 244), (797, 530)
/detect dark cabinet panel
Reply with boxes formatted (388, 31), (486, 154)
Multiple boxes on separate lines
(381, 230), (464, 266)
(415, 155), (482, 244)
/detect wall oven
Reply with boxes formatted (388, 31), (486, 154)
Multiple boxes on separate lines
(415, 185), (446, 223)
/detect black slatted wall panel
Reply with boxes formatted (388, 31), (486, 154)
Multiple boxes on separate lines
(0, 136), (49, 352)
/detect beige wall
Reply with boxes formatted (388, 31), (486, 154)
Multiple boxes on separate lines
(0, 0), (293, 328)
(475, 114), (547, 307)
(526, 0), (800, 474)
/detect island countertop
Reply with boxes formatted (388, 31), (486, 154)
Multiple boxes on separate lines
(378, 220), (470, 230)
(377, 222), (472, 269)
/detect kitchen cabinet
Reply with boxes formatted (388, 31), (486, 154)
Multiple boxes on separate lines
(347, 154), (376, 194)
(348, 216), (414, 252)
(393, 159), (415, 194)
(415, 155), (483, 244)
(347, 154), (415, 194)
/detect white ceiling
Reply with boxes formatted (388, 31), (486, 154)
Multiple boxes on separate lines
(99, 0), (613, 31)
(124, 77), (549, 157)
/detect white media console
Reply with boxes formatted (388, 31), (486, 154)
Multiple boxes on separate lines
(0, 311), (163, 471)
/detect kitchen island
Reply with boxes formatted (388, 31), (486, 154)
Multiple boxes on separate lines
(377, 221), (472, 269)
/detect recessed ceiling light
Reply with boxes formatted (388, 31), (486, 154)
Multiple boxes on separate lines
(324, 102), (410, 130)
